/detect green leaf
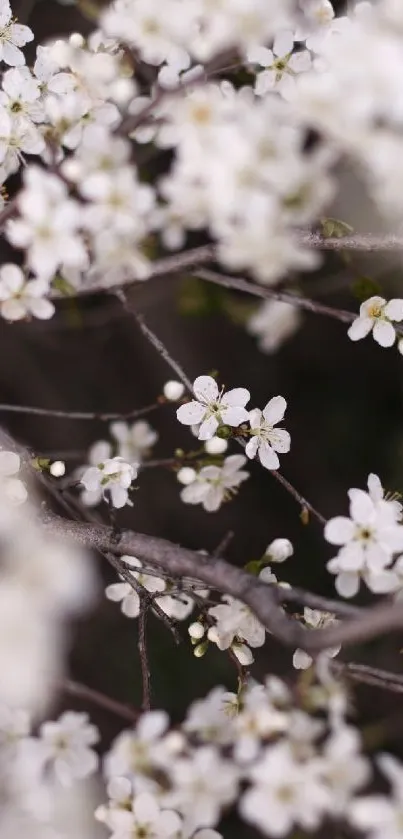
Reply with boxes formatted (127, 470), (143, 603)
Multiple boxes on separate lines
(352, 276), (382, 301)
(52, 275), (76, 297)
(319, 217), (354, 239)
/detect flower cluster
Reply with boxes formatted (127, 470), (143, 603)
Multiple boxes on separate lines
(325, 473), (403, 597)
(348, 296), (403, 350)
(99, 673), (374, 839)
(176, 376), (291, 478)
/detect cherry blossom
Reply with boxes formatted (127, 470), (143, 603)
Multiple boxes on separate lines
(38, 711), (99, 786)
(245, 396), (291, 470)
(265, 538), (294, 563)
(0, 450), (27, 504)
(247, 300), (302, 354)
(0, 264), (54, 322)
(292, 608), (340, 670)
(325, 480), (403, 597)
(240, 740), (331, 837)
(347, 296), (403, 348)
(177, 376), (250, 440)
(179, 454), (249, 512)
(105, 556), (166, 618)
(248, 32), (312, 100)
(81, 456), (137, 508)
(0, 1), (33, 66)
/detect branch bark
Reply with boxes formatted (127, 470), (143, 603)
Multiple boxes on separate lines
(43, 512), (403, 654)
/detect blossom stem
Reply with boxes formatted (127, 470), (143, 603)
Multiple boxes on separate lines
(62, 679), (140, 722)
(0, 401), (162, 421)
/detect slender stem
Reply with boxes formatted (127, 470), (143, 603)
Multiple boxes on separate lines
(332, 662), (403, 694)
(270, 470), (327, 526)
(197, 268), (355, 324)
(138, 598), (151, 711)
(117, 292), (193, 392)
(0, 401), (162, 422)
(62, 679), (140, 722)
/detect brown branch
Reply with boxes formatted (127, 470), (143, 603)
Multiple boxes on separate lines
(42, 513), (403, 653)
(61, 679), (140, 722)
(197, 268), (355, 324)
(138, 597), (151, 710)
(302, 231), (403, 251)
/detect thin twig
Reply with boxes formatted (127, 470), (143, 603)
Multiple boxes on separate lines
(62, 679), (140, 722)
(0, 401), (162, 422)
(106, 551), (181, 644)
(197, 268), (355, 325)
(332, 662), (403, 694)
(271, 470), (327, 526)
(117, 291), (193, 392)
(213, 530), (234, 557)
(138, 598), (151, 710)
(302, 231), (403, 252)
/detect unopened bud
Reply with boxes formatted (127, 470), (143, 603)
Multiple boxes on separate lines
(188, 621), (205, 641)
(50, 460), (66, 477)
(163, 380), (185, 401)
(194, 641), (209, 658)
(204, 436), (228, 455)
(265, 538), (293, 563)
(177, 467), (197, 486)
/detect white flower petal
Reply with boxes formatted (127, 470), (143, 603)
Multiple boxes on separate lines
(176, 401), (206, 426)
(262, 396), (287, 425)
(193, 375), (219, 403)
(373, 319), (396, 347)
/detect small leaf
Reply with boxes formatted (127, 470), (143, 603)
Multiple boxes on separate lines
(320, 217), (354, 239)
(52, 275), (76, 297)
(352, 276), (382, 301)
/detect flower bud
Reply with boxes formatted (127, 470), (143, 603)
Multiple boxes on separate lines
(204, 436), (228, 455)
(163, 380), (185, 401)
(265, 538), (293, 563)
(177, 467), (197, 486)
(188, 621), (205, 641)
(194, 641), (209, 658)
(50, 460), (66, 477)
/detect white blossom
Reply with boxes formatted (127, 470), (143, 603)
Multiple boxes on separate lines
(292, 608), (340, 671)
(248, 32), (311, 100)
(180, 454), (249, 512)
(81, 456), (137, 508)
(163, 380), (185, 401)
(246, 396), (291, 470)
(108, 791), (182, 839)
(349, 753), (403, 839)
(348, 296), (403, 348)
(110, 420), (158, 464)
(0, 264), (54, 322)
(325, 480), (403, 597)
(247, 300), (302, 354)
(240, 740), (331, 836)
(0, 2), (33, 66)
(38, 711), (99, 787)
(105, 556), (165, 618)
(0, 450), (27, 504)
(164, 746), (239, 832)
(177, 376), (250, 440)
(207, 594), (265, 661)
